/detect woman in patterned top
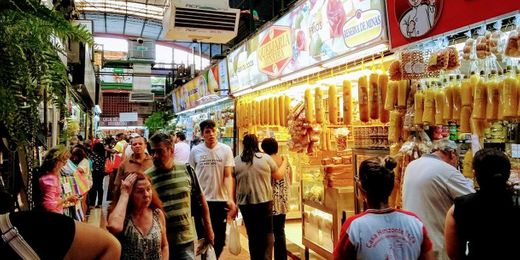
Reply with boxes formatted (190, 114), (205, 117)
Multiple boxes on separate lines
(108, 172), (168, 260)
(35, 145), (78, 214)
(261, 138), (291, 260)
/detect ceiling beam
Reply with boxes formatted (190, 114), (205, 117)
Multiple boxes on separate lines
(139, 19), (147, 38)
(156, 26), (163, 40)
(104, 12), (107, 33)
(122, 0), (128, 35)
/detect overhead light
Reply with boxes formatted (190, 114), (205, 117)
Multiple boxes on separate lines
(280, 66), (324, 82)
(176, 97), (232, 115)
(321, 43), (389, 69)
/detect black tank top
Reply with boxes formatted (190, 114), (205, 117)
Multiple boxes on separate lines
(453, 191), (520, 260)
(0, 211), (75, 259)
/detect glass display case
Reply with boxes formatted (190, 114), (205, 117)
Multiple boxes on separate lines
(300, 152), (356, 259)
(352, 148), (389, 213)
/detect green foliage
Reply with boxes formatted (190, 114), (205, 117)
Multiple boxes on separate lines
(145, 111), (175, 135)
(0, 0), (93, 146)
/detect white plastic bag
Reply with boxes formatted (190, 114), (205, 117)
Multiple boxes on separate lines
(195, 242), (217, 260)
(227, 219), (241, 255)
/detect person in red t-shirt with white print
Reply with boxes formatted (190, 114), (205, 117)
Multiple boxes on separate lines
(334, 157), (434, 260)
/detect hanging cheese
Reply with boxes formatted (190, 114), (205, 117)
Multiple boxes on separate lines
(462, 149), (474, 179)
(358, 76), (369, 123)
(342, 80), (352, 125)
(268, 98), (274, 125)
(304, 89), (315, 123)
(472, 78), (487, 120)
(245, 102), (251, 126)
(284, 95), (291, 127)
(461, 78), (473, 107)
(369, 73), (379, 120)
(274, 97), (280, 126)
(423, 89), (436, 125)
(329, 85), (338, 124)
(434, 90), (445, 125)
(486, 79), (499, 120)
(397, 80), (408, 107)
(443, 86), (453, 121)
(414, 91), (424, 125)
(279, 96), (285, 127)
(262, 99), (267, 125)
(388, 111), (401, 143)
(378, 74), (390, 123)
(315, 87), (324, 124)
(459, 106), (472, 133)
(384, 81), (397, 111)
(503, 76), (518, 118)
(452, 84), (462, 120)
(497, 80), (504, 120)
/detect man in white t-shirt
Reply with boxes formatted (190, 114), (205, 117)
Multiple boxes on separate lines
(189, 119), (236, 258)
(402, 139), (475, 260)
(173, 131), (190, 163)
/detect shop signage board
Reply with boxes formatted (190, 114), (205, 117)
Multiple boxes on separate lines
(99, 117), (144, 127)
(228, 0), (387, 94)
(173, 58), (230, 113)
(386, 0), (520, 49)
(100, 67), (133, 90)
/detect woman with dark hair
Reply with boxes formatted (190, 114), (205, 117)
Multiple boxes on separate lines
(108, 172), (168, 260)
(445, 148), (520, 259)
(36, 145), (78, 214)
(334, 157), (433, 260)
(261, 137), (291, 260)
(234, 134), (287, 260)
(88, 142), (106, 208)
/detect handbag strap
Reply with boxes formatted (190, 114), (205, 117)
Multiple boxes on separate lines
(0, 213), (41, 260)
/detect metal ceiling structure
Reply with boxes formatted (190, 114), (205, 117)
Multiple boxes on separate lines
(75, 0), (213, 56)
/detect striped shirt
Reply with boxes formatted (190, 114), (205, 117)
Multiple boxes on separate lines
(146, 164), (194, 245)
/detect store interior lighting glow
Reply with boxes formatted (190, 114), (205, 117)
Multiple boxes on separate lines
(321, 43), (389, 69)
(176, 97), (231, 116)
(280, 66), (324, 82)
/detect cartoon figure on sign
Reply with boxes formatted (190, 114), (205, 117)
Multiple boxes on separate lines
(399, 0), (438, 38)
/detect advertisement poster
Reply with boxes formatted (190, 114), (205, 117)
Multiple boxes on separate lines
(228, 0), (387, 93)
(173, 58), (230, 113)
(100, 68), (133, 85)
(386, 0), (520, 49)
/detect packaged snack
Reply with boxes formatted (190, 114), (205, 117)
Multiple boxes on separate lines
(505, 30), (520, 57)
(427, 48), (449, 72)
(462, 38), (476, 60)
(389, 60), (402, 81)
(476, 32), (491, 59)
(446, 47), (460, 71)
(414, 91), (424, 125)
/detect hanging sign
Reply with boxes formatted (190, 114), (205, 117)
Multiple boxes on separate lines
(387, 0), (520, 49)
(228, 0), (388, 94)
(257, 26), (293, 77)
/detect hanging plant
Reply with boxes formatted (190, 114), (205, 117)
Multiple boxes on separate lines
(0, 0), (93, 146)
(145, 111), (175, 135)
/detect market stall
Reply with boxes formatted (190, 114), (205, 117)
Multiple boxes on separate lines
(229, 0), (391, 257)
(173, 59), (235, 152)
(379, 1), (520, 210)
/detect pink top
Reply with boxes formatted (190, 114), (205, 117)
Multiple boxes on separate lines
(39, 174), (63, 214)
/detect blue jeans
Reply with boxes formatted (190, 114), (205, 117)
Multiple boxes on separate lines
(170, 241), (195, 260)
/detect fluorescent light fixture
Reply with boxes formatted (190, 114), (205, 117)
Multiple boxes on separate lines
(233, 79), (282, 97)
(176, 97), (232, 116)
(321, 43), (389, 69)
(99, 126), (146, 130)
(280, 66), (324, 82)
